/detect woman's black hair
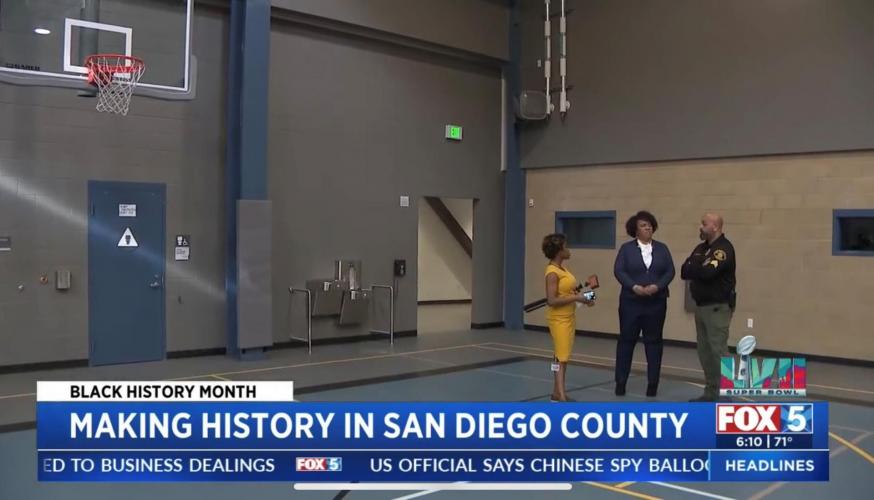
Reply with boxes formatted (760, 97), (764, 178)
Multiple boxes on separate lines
(625, 211), (658, 238)
(542, 233), (567, 259)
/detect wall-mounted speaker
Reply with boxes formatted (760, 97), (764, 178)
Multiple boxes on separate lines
(516, 90), (550, 121)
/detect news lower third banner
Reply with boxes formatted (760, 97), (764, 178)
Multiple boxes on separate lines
(36, 382), (829, 482)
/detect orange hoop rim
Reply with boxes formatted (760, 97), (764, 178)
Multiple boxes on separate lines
(85, 54), (145, 88)
(84, 53), (145, 74)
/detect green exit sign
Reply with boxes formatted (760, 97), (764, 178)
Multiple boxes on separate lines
(445, 124), (463, 141)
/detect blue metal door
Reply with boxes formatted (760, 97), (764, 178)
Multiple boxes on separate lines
(88, 181), (166, 366)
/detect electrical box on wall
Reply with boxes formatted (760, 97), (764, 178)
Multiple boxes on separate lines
(56, 270), (71, 290)
(394, 259), (406, 277)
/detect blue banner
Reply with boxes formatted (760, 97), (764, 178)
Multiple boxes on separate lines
(36, 402), (828, 482)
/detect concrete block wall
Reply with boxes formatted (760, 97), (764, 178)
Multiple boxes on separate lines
(525, 151), (874, 361)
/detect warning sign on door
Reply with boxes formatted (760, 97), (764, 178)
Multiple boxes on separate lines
(118, 228), (138, 248)
(118, 204), (137, 217)
(175, 247), (190, 261)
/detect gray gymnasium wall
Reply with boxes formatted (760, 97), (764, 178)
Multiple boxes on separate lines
(0, 5), (228, 367)
(518, 0), (874, 168)
(0, 0), (509, 367)
(269, 21), (505, 340)
(271, 0), (510, 62)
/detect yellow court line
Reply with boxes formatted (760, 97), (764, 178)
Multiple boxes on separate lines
(0, 392), (35, 400)
(486, 342), (703, 374)
(829, 431), (874, 465)
(829, 424), (874, 434)
(616, 481), (636, 488)
(473, 345), (615, 369)
(0, 343), (660, 401)
(807, 383), (874, 396)
(0, 344), (486, 400)
(168, 343), (485, 380)
(584, 481), (661, 500)
(752, 432), (872, 500)
(489, 342), (621, 362)
(492, 342), (874, 396)
(211, 374), (230, 381)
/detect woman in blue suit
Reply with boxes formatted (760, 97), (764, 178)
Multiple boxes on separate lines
(613, 211), (675, 397)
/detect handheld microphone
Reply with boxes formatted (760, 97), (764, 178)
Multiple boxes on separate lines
(523, 274), (599, 313)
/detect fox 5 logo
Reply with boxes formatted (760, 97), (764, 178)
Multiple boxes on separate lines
(716, 404), (813, 433)
(296, 457), (342, 472)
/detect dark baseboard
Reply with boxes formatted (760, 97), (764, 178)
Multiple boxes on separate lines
(524, 324), (874, 368)
(167, 347), (227, 359)
(0, 347), (229, 375)
(418, 299), (472, 305)
(471, 321), (505, 330)
(0, 331), (419, 374)
(273, 330), (417, 350)
(0, 358), (88, 375)
(0, 421), (36, 434)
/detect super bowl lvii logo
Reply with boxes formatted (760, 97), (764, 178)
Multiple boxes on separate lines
(720, 335), (807, 397)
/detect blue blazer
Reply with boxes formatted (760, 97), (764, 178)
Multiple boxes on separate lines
(614, 239), (675, 301)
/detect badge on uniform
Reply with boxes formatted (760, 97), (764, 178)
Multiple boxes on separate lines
(713, 249), (727, 261)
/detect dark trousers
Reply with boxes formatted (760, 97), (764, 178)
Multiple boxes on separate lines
(694, 303), (731, 399)
(615, 298), (667, 384)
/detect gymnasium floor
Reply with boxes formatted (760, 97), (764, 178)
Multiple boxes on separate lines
(1, 327), (872, 499)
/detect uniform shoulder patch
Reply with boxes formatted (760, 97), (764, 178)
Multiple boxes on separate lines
(713, 249), (727, 261)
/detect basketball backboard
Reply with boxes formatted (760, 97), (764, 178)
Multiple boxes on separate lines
(0, 0), (192, 92)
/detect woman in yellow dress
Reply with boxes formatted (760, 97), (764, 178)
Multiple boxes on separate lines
(543, 233), (593, 402)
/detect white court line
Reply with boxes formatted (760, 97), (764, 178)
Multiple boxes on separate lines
(685, 382), (754, 402)
(749, 431), (872, 500)
(389, 482), (469, 500)
(473, 345), (615, 369)
(807, 383), (874, 396)
(391, 488), (444, 500)
(43, 448), (787, 452)
(495, 342), (874, 396)
(829, 424), (874, 434)
(488, 342), (704, 373)
(649, 482), (737, 500)
(0, 344), (486, 401)
(401, 354), (554, 385)
(295, 482), (569, 492)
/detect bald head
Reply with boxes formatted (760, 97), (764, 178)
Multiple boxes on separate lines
(700, 212), (724, 243)
(704, 212), (724, 230)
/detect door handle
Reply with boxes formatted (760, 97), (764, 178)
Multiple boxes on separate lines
(149, 274), (163, 289)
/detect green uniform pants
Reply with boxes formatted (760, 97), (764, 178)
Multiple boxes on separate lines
(694, 303), (732, 399)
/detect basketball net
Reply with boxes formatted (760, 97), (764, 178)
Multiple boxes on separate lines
(85, 54), (145, 116)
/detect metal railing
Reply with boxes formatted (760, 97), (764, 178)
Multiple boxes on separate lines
(287, 283), (394, 352)
(287, 287), (312, 354)
(368, 284), (394, 345)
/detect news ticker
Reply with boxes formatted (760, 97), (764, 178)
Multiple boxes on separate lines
(36, 382), (828, 483)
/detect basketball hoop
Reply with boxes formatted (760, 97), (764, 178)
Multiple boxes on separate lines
(85, 54), (145, 116)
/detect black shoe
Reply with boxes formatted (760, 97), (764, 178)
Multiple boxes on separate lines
(689, 395), (716, 402)
(615, 382), (626, 396)
(646, 383), (658, 397)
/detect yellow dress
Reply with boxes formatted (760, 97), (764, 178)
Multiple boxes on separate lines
(545, 263), (577, 362)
